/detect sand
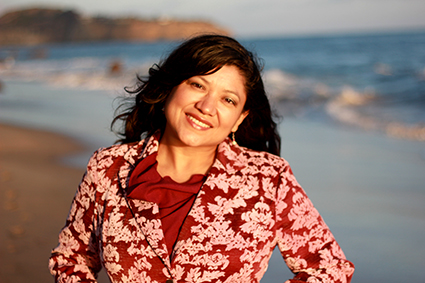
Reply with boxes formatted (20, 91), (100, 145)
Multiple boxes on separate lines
(0, 123), (85, 283)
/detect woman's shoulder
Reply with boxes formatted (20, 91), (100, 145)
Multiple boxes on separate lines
(87, 133), (157, 167)
(237, 145), (290, 169)
(87, 140), (144, 166)
(95, 142), (138, 158)
(236, 147), (298, 185)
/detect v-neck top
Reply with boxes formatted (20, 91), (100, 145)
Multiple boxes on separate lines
(127, 153), (206, 256)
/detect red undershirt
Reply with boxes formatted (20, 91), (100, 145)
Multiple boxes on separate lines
(127, 153), (205, 256)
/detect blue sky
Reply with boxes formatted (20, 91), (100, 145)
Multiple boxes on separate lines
(1, 0), (425, 38)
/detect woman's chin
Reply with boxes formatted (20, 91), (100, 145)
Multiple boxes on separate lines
(178, 134), (221, 149)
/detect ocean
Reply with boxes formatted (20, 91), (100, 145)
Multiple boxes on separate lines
(1, 31), (425, 144)
(1, 31), (425, 282)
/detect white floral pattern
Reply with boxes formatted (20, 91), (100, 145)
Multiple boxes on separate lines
(49, 134), (354, 282)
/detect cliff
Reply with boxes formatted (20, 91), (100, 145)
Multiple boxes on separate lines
(0, 8), (231, 46)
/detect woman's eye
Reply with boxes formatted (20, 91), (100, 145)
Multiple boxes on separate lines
(191, 82), (203, 89)
(224, 97), (236, 105)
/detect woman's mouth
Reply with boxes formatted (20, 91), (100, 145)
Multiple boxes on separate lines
(187, 114), (212, 129)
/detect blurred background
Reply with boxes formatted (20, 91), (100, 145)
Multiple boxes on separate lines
(0, 1), (424, 282)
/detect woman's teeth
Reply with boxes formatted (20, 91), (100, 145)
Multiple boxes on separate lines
(188, 115), (211, 128)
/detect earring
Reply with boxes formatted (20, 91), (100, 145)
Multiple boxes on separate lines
(232, 132), (237, 145)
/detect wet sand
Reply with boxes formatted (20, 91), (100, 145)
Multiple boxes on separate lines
(0, 123), (85, 283)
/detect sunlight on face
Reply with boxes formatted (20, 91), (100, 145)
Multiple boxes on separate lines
(162, 65), (249, 150)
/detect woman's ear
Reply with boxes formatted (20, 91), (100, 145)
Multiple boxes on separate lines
(232, 110), (249, 132)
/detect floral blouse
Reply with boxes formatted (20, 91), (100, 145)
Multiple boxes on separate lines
(49, 133), (354, 282)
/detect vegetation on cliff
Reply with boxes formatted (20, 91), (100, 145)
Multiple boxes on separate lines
(0, 8), (230, 46)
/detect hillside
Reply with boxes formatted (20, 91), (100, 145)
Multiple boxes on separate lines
(0, 8), (231, 46)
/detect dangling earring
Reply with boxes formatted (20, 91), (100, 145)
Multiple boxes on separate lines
(232, 132), (237, 145)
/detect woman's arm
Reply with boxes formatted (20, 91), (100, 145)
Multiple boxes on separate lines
(49, 151), (102, 283)
(275, 164), (355, 283)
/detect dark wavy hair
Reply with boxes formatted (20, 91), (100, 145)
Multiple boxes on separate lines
(112, 34), (281, 155)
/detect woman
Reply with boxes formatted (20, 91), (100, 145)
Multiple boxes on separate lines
(49, 35), (354, 282)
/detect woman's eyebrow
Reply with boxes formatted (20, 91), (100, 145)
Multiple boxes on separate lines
(223, 89), (240, 98)
(197, 76), (209, 85)
(197, 76), (241, 97)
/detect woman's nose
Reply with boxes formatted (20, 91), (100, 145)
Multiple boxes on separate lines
(195, 94), (217, 116)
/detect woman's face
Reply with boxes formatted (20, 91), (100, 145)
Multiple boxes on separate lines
(162, 65), (249, 150)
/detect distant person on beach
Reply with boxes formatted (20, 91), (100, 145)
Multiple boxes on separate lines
(49, 35), (354, 282)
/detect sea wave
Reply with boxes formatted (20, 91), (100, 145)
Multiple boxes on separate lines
(1, 59), (424, 143)
(0, 56), (151, 92)
(263, 68), (425, 142)
(326, 87), (425, 142)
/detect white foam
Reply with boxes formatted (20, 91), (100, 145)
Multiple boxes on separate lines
(326, 86), (425, 142)
(0, 57), (152, 92)
(263, 68), (332, 101)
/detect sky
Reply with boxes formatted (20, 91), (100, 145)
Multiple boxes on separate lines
(1, 0), (425, 38)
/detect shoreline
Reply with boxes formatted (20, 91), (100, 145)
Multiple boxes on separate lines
(0, 122), (86, 283)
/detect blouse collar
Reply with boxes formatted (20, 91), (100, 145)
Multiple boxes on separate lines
(122, 131), (248, 173)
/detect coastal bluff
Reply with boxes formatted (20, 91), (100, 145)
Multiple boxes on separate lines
(0, 8), (231, 46)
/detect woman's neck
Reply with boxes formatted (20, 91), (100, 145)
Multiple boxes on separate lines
(156, 143), (216, 183)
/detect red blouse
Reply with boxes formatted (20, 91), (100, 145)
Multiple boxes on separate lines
(127, 153), (205, 256)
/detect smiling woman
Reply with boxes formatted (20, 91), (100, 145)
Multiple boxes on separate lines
(112, 34), (280, 154)
(160, 65), (249, 181)
(49, 34), (354, 283)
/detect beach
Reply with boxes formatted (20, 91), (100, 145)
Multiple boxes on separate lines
(0, 123), (85, 283)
